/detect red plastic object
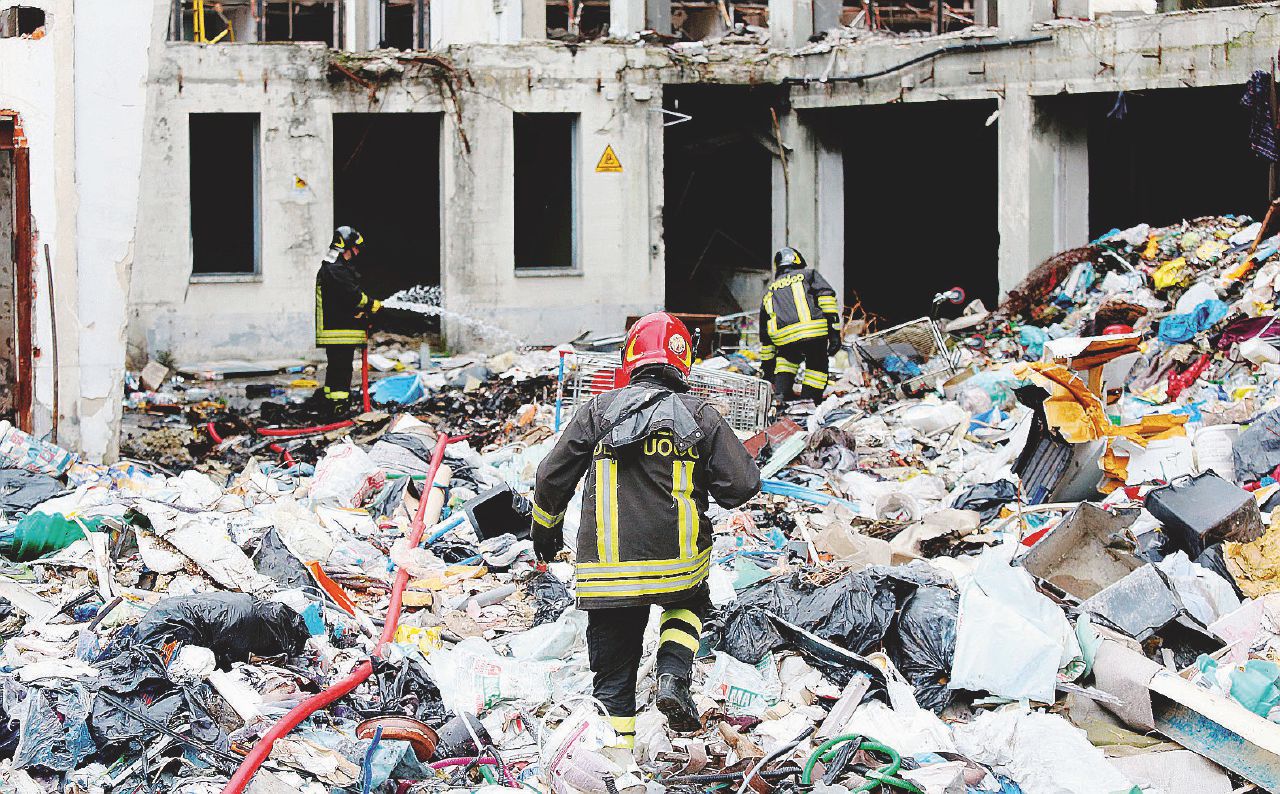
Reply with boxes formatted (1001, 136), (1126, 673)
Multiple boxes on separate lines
(220, 433), (457, 794)
(305, 560), (360, 617)
(1166, 353), (1211, 400)
(1102, 324), (1134, 335)
(362, 345), (373, 413)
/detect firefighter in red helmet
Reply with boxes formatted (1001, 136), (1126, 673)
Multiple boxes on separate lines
(531, 313), (761, 744)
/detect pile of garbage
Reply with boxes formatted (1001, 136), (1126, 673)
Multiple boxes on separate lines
(4, 212), (1280, 792)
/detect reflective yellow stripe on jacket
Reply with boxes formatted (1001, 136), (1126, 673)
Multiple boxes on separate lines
(315, 284), (367, 346)
(576, 549), (712, 599)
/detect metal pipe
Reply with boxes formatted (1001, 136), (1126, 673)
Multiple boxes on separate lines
(42, 244), (57, 444)
(783, 35), (1053, 85)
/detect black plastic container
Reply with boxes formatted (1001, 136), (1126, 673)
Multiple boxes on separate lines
(1144, 471), (1264, 558)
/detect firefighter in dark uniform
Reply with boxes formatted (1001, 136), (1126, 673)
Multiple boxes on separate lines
(759, 247), (842, 403)
(530, 313), (761, 746)
(315, 226), (381, 406)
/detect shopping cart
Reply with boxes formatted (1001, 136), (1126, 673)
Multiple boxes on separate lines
(852, 288), (964, 392)
(554, 351), (772, 435)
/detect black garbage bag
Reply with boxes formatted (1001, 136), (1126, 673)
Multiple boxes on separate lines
(885, 586), (959, 712)
(523, 570), (572, 626)
(952, 480), (1019, 523)
(89, 686), (228, 756)
(253, 528), (313, 591)
(1234, 406), (1280, 481)
(95, 644), (171, 693)
(368, 656), (449, 727)
(714, 565), (947, 665)
(719, 606), (785, 665)
(133, 593), (308, 668)
(0, 469), (65, 516)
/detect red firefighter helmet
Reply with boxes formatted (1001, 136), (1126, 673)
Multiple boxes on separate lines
(621, 312), (693, 380)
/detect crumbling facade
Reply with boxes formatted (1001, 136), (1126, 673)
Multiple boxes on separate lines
(3, 0), (1280, 459)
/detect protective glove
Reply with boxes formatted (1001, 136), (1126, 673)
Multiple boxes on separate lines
(370, 299), (382, 314)
(827, 333), (842, 356)
(533, 527), (563, 563)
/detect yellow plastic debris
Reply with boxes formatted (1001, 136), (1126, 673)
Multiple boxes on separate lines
(1225, 518), (1280, 599)
(1152, 258), (1192, 290)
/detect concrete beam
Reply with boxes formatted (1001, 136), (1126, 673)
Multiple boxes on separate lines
(784, 6), (1280, 110)
(996, 93), (1089, 295)
(769, 0), (813, 50)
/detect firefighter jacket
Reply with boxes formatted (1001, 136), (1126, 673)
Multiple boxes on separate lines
(532, 369), (762, 610)
(759, 268), (840, 361)
(315, 254), (374, 347)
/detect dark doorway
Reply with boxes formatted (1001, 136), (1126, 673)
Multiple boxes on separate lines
(1087, 86), (1270, 237)
(839, 99), (999, 325)
(333, 114), (441, 302)
(663, 85), (779, 315)
(0, 116), (32, 431)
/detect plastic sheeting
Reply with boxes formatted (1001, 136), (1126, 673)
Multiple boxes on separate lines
(950, 547), (1082, 703)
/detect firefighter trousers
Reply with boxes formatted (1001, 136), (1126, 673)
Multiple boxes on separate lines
(322, 345), (359, 398)
(771, 338), (829, 402)
(586, 587), (710, 748)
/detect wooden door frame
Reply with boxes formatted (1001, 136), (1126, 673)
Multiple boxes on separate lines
(0, 112), (34, 432)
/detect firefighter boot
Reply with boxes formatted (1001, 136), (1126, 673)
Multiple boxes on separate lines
(655, 674), (700, 732)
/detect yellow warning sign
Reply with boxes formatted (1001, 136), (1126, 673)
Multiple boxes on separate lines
(595, 145), (623, 173)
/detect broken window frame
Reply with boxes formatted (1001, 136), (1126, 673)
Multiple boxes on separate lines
(168, 0), (345, 46)
(188, 113), (263, 280)
(0, 6), (47, 38)
(380, 0), (427, 50)
(513, 112), (581, 275)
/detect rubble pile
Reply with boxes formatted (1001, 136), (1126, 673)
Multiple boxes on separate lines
(3, 212), (1280, 792)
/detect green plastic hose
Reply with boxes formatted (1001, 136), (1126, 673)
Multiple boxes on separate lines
(800, 734), (924, 793)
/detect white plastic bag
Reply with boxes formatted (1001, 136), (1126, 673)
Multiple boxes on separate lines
(309, 442), (384, 508)
(953, 708), (1133, 794)
(427, 637), (558, 715)
(950, 546), (1082, 702)
(507, 609), (587, 661)
(702, 652), (781, 717)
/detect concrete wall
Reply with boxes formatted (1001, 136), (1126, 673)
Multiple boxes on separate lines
(438, 45), (667, 350)
(128, 38), (672, 361)
(0, 0), (76, 446)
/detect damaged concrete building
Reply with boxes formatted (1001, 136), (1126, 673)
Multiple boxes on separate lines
(2, 0), (1279, 458)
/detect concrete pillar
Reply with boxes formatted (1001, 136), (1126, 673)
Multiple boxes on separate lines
(999, 0), (1052, 34)
(997, 92), (1089, 295)
(768, 0), (813, 49)
(611, 0), (670, 37)
(812, 0), (841, 33)
(771, 111), (844, 299)
(522, 0), (546, 39)
(341, 0), (377, 51)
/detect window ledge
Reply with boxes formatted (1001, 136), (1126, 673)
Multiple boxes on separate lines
(190, 273), (263, 284)
(514, 268), (582, 278)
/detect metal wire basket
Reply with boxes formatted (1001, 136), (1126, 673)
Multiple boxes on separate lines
(852, 316), (960, 388)
(555, 351), (772, 434)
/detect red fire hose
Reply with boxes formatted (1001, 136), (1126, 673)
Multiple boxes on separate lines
(220, 433), (458, 793)
(255, 421), (355, 438)
(362, 345), (373, 413)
